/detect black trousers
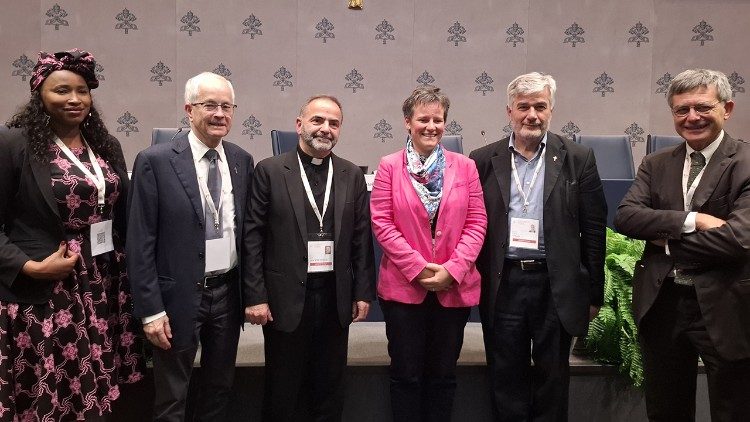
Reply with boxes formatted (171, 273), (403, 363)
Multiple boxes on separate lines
(151, 273), (242, 422)
(262, 275), (349, 422)
(639, 279), (750, 422)
(486, 264), (572, 422)
(380, 293), (471, 422)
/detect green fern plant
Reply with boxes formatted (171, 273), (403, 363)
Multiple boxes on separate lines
(585, 228), (645, 387)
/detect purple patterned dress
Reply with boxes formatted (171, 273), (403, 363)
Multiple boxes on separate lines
(0, 143), (144, 421)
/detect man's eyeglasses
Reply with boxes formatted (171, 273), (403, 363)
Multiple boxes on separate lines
(671, 101), (721, 117)
(191, 102), (237, 114)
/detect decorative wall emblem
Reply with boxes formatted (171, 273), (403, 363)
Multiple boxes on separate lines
(345, 69), (364, 93)
(728, 72), (745, 97)
(213, 63), (232, 80)
(115, 8), (138, 34)
(561, 121), (581, 139)
(416, 71), (435, 86)
(474, 72), (494, 96)
(624, 123), (645, 147)
(273, 66), (293, 91)
(374, 119), (393, 142)
(95, 63), (104, 81)
(691, 20), (713, 46)
(315, 18), (335, 43)
(116, 112), (139, 137)
(45, 4), (69, 30)
(628, 22), (649, 47)
(375, 20), (395, 44)
(150, 62), (172, 86)
(180, 11), (201, 36)
(445, 120), (463, 136)
(655, 73), (672, 96)
(593, 72), (614, 97)
(506, 23), (525, 47)
(563, 22), (585, 47)
(242, 116), (262, 139)
(447, 21), (467, 46)
(502, 124), (513, 137)
(242, 14), (263, 39)
(11, 55), (34, 81)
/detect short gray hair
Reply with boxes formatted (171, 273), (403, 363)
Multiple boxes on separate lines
(507, 72), (557, 108)
(184, 72), (235, 104)
(667, 69), (732, 107)
(299, 95), (343, 118)
(402, 86), (450, 120)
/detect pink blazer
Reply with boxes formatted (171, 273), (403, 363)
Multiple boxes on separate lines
(371, 149), (487, 307)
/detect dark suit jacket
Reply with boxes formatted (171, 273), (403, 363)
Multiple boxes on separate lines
(126, 133), (254, 351)
(243, 150), (375, 333)
(614, 133), (750, 361)
(0, 127), (129, 304)
(470, 133), (607, 337)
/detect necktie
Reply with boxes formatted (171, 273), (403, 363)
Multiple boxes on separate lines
(687, 151), (706, 188)
(204, 149), (222, 239)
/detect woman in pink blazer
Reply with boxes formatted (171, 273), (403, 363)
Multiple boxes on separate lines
(371, 86), (487, 421)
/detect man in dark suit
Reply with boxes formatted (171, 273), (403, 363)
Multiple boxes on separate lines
(244, 95), (375, 421)
(614, 69), (750, 421)
(470, 72), (607, 422)
(127, 72), (254, 421)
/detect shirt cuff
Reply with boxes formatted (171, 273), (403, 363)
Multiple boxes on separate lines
(142, 311), (167, 324)
(682, 212), (697, 233)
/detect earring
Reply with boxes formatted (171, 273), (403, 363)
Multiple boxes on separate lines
(43, 113), (51, 127)
(83, 112), (92, 129)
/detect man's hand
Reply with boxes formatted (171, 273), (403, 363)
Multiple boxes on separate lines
(143, 315), (172, 350)
(245, 303), (273, 325)
(21, 242), (78, 280)
(695, 213), (726, 231)
(352, 301), (370, 322)
(418, 263), (455, 292)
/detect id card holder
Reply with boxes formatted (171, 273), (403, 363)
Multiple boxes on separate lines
(307, 232), (334, 273)
(90, 220), (114, 257)
(509, 217), (539, 250)
(205, 236), (231, 273)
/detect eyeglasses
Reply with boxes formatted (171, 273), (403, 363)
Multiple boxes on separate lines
(191, 102), (237, 114)
(671, 101), (721, 117)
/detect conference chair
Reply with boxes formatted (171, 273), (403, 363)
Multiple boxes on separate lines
(573, 134), (636, 227)
(646, 134), (683, 154)
(573, 134), (635, 179)
(151, 127), (183, 146)
(441, 135), (464, 154)
(270, 130), (298, 156)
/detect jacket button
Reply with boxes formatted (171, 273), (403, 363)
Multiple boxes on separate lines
(198, 222), (203, 228)
(198, 252), (204, 259)
(656, 278), (662, 286)
(303, 256), (307, 262)
(436, 230), (442, 237)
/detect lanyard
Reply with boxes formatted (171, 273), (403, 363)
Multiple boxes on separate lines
(53, 136), (107, 214)
(510, 146), (546, 214)
(297, 153), (333, 233)
(197, 159), (224, 232)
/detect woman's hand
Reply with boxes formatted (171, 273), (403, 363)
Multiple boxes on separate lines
(417, 263), (455, 292)
(21, 242), (78, 280)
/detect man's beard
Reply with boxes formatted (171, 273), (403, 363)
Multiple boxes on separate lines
(302, 130), (337, 152)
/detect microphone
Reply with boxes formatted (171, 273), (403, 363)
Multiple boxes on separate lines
(481, 130), (488, 145)
(169, 126), (184, 142)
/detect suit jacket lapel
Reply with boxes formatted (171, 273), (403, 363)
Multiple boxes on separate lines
(543, 134), (565, 205)
(692, 134), (736, 209)
(224, 143), (243, 228)
(662, 144), (688, 210)
(440, 152), (457, 215)
(490, 139), (512, 212)
(332, 155), (348, 245)
(282, 151), (308, 243)
(29, 156), (60, 219)
(169, 136), (204, 222)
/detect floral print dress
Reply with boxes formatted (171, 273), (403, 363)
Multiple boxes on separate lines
(0, 143), (143, 421)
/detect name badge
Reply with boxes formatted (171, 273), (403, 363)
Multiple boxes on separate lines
(90, 220), (114, 257)
(509, 217), (539, 250)
(307, 232), (334, 273)
(205, 236), (231, 273)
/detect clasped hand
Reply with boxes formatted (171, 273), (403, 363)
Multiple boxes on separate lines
(416, 263), (455, 292)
